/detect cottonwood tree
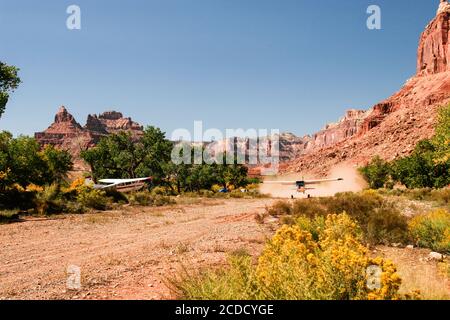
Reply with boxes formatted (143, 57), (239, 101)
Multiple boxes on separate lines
(0, 62), (21, 118)
(81, 126), (173, 182)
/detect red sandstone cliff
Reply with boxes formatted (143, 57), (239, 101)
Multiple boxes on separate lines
(281, 6), (450, 176)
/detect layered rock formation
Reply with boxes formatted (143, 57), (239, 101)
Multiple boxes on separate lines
(35, 107), (143, 170)
(280, 3), (450, 176)
(418, 2), (450, 76)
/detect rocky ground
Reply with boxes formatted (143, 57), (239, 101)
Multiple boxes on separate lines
(1, 197), (449, 300)
(0, 198), (277, 300)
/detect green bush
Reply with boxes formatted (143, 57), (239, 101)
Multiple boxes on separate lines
(266, 200), (292, 216)
(152, 195), (175, 207)
(366, 206), (408, 245)
(33, 184), (65, 215)
(76, 187), (110, 211)
(408, 209), (450, 254)
(0, 209), (20, 223)
(128, 191), (153, 206)
(431, 189), (450, 205)
(104, 189), (129, 204)
(359, 156), (391, 189)
(128, 191), (175, 207)
(0, 188), (36, 210)
(268, 191), (408, 245)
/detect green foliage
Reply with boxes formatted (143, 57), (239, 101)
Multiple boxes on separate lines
(433, 104), (450, 164)
(359, 156), (391, 189)
(76, 187), (110, 211)
(0, 132), (73, 190)
(41, 145), (73, 183)
(0, 61), (21, 118)
(408, 209), (450, 254)
(376, 188), (450, 207)
(360, 104), (450, 189)
(267, 191), (408, 246)
(128, 191), (175, 207)
(0, 209), (20, 224)
(33, 184), (64, 215)
(391, 140), (448, 189)
(81, 127), (172, 182)
(81, 128), (251, 194)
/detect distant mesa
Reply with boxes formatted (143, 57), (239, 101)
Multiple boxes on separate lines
(35, 107), (144, 171)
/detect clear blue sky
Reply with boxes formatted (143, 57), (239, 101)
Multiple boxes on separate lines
(0, 0), (439, 137)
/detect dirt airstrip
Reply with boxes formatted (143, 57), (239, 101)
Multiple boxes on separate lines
(0, 199), (276, 300)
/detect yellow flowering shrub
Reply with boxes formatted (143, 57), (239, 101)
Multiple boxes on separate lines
(26, 183), (44, 192)
(256, 214), (402, 300)
(256, 225), (320, 299)
(408, 209), (450, 254)
(0, 170), (8, 181)
(176, 213), (406, 300)
(366, 257), (402, 300)
(66, 177), (87, 192)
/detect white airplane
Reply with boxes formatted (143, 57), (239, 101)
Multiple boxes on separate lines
(89, 177), (152, 193)
(264, 178), (344, 194)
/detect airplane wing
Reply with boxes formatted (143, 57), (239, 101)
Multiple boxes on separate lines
(304, 178), (343, 185)
(264, 181), (298, 185)
(98, 177), (152, 184)
(264, 178), (343, 186)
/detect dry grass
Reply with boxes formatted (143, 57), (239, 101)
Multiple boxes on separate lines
(377, 246), (450, 300)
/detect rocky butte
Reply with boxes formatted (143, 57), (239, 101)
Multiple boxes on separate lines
(35, 107), (143, 171)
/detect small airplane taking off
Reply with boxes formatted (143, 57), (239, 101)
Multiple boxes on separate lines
(265, 178), (344, 194)
(89, 177), (152, 193)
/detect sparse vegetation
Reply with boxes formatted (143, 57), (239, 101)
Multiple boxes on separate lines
(0, 209), (20, 224)
(408, 209), (450, 254)
(172, 214), (406, 300)
(266, 191), (408, 246)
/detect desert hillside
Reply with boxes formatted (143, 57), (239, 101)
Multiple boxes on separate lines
(281, 8), (450, 176)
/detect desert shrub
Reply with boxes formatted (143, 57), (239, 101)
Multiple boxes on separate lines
(173, 214), (404, 300)
(64, 201), (86, 214)
(268, 191), (408, 245)
(430, 188), (450, 205)
(295, 215), (326, 241)
(128, 191), (153, 206)
(198, 190), (215, 198)
(322, 191), (383, 225)
(266, 200), (292, 216)
(229, 190), (246, 199)
(247, 190), (269, 199)
(292, 198), (328, 218)
(173, 254), (258, 300)
(246, 183), (260, 191)
(33, 184), (65, 215)
(0, 187), (36, 210)
(151, 186), (174, 196)
(76, 187), (110, 211)
(152, 195), (175, 207)
(366, 206), (408, 245)
(0, 209), (20, 223)
(408, 209), (450, 254)
(104, 189), (129, 204)
(402, 188), (433, 201)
